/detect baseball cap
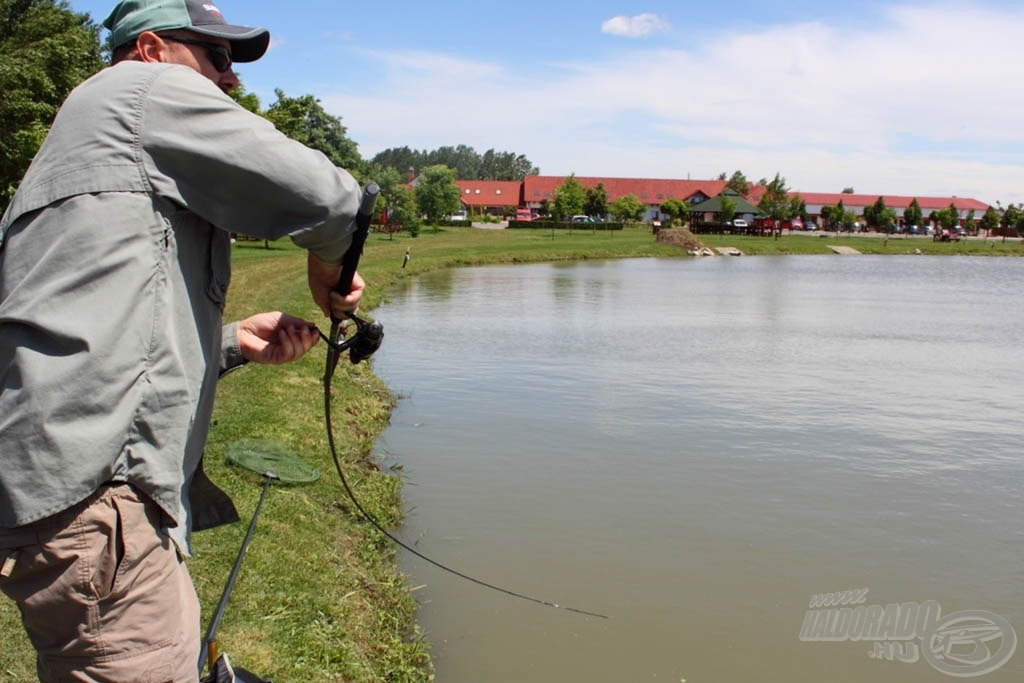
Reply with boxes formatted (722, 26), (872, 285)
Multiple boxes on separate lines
(103, 0), (270, 63)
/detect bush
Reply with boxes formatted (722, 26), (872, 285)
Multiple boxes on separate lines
(508, 220), (624, 230)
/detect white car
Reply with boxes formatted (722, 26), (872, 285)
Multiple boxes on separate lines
(730, 219), (749, 228)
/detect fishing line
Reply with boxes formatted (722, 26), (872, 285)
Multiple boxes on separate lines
(319, 327), (608, 621)
(318, 182), (606, 620)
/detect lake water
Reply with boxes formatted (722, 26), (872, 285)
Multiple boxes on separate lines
(370, 255), (1023, 683)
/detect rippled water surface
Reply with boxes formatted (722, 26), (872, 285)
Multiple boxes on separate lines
(371, 256), (1023, 682)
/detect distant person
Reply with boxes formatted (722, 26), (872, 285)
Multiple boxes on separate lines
(0, 1), (366, 680)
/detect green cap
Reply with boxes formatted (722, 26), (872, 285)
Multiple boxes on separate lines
(103, 0), (270, 63)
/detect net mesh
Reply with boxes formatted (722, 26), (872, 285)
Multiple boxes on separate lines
(225, 439), (319, 484)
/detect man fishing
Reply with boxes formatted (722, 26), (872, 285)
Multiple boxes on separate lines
(0, 1), (365, 680)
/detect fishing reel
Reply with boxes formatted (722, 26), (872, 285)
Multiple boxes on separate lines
(329, 312), (384, 365)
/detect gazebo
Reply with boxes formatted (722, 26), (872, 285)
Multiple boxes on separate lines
(688, 189), (764, 235)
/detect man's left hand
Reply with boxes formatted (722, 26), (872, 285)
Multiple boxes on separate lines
(237, 311), (319, 365)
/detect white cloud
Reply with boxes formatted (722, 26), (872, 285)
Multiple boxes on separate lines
(600, 13), (670, 39)
(329, 4), (1024, 205)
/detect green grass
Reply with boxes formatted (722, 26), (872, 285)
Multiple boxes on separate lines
(1, 225), (1020, 682)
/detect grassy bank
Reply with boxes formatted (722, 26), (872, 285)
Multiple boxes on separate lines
(1, 226), (1020, 682)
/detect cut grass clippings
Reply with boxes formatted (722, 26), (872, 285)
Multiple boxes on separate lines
(1, 225), (1020, 682)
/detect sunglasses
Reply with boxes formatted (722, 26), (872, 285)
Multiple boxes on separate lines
(163, 36), (233, 73)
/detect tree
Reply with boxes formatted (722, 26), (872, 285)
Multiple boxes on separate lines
(538, 198), (551, 217)
(719, 195), (737, 226)
(842, 187), (855, 194)
(372, 145), (538, 180)
(941, 203), (960, 230)
(553, 174), (585, 219)
(758, 173), (793, 226)
(725, 170), (751, 196)
(478, 148), (539, 180)
(999, 203), (1019, 231)
(264, 89), (362, 173)
(583, 183), (608, 218)
(365, 164), (420, 237)
(660, 198), (690, 226)
(609, 193), (646, 222)
(228, 80), (261, 114)
(1, 0), (104, 210)
(904, 198), (923, 229)
(864, 197), (886, 229)
(414, 164), (461, 227)
(980, 206), (1000, 234)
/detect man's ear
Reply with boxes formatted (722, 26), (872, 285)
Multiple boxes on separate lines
(135, 31), (171, 64)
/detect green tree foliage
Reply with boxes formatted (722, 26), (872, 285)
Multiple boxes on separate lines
(904, 198), (923, 228)
(1, 0), (104, 209)
(943, 202), (960, 230)
(842, 187), (855, 194)
(371, 145), (538, 180)
(414, 164), (461, 226)
(553, 174), (585, 219)
(864, 197), (885, 228)
(980, 206), (1000, 233)
(725, 170), (751, 196)
(264, 89), (362, 173)
(583, 182), (608, 218)
(758, 173), (794, 223)
(660, 198), (689, 226)
(999, 204), (1019, 231)
(864, 196), (896, 230)
(228, 80), (261, 114)
(609, 193), (646, 222)
(824, 200), (856, 229)
(365, 164), (420, 237)
(719, 195), (737, 225)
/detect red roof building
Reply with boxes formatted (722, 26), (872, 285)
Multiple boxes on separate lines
(523, 175), (726, 207)
(455, 180), (523, 215)
(435, 173), (992, 227)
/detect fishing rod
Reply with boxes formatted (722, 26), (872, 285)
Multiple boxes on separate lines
(320, 184), (608, 620)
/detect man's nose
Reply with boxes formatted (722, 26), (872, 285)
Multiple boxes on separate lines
(219, 69), (240, 95)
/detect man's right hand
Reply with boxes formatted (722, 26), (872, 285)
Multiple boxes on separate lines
(308, 253), (365, 319)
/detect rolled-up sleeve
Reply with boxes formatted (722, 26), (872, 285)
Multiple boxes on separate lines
(139, 66), (360, 264)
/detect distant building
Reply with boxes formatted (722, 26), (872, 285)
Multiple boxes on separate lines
(454, 180), (523, 216)
(424, 173), (992, 228)
(792, 192), (990, 227)
(522, 175), (726, 222)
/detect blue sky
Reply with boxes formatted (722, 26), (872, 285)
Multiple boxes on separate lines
(70, 1), (1024, 205)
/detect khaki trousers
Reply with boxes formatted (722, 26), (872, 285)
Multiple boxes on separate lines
(0, 484), (200, 683)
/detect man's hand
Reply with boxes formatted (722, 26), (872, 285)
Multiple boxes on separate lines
(237, 312), (319, 365)
(308, 253), (365, 319)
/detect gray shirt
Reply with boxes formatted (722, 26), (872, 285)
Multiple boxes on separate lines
(0, 61), (360, 553)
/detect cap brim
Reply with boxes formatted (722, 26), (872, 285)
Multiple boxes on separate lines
(189, 25), (269, 63)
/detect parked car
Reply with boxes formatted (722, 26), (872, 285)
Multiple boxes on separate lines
(730, 219), (749, 228)
(570, 215), (592, 223)
(448, 210), (468, 221)
(515, 208), (535, 222)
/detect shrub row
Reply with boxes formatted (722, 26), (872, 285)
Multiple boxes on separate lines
(508, 220), (624, 231)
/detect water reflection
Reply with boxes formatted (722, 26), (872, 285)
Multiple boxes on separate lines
(373, 256), (1023, 683)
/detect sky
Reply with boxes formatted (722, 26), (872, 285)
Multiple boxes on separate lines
(69, 0), (1024, 206)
